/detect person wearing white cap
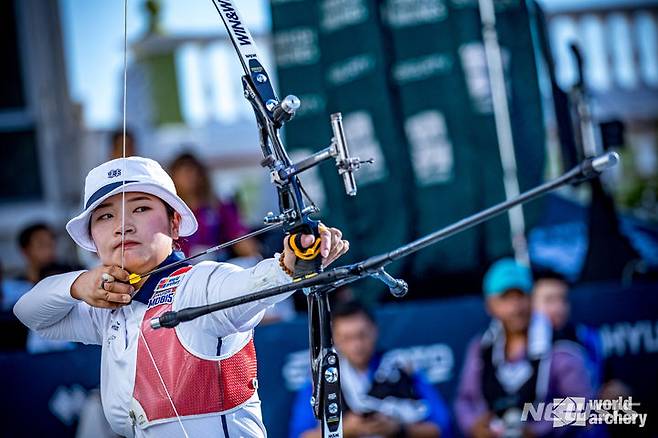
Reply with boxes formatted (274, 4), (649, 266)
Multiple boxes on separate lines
(14, 157), (349, 438)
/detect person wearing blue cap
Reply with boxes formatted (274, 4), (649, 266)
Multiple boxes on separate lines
(455, 258), (594, 438)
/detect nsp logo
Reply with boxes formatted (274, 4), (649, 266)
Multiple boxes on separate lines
(521, 396), (647, 428)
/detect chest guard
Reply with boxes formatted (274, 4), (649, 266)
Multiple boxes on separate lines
(131, 266), (258, 428)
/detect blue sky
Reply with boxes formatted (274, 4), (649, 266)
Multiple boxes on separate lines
(59, 0), (268, 128)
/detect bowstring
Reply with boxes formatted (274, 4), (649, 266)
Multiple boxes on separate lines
(120, 1), (189, 436)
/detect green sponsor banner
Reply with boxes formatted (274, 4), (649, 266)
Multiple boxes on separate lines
(497, 0), (546, 257)
(271, 0), (413, 304)
(271, 0), (547, 295)
(382, 0), (482, 276)
(447, 0), (545, 261)
(271, 0), (341, 228)
(272, 0), (327, 146)
(316, 0), (415, 299)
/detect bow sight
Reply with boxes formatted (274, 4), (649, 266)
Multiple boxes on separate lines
(261, 111), (373, 225)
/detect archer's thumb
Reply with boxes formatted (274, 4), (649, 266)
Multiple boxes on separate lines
(300, 234), (316, 248)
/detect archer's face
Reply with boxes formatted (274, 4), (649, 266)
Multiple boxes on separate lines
(90, 192), (180, 273)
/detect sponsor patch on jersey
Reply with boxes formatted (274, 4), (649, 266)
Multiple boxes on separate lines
(147, 290), (176, 308)
(148, 267), (191, 308)
(154, 273), (185, 292)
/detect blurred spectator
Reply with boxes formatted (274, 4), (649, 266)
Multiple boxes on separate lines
(531, 271), (571, 332)
(109, 128), (136, 159)
(455, 259), (594, 438)
(289, 300), (451, 438)
(9, 223), (77, 353)
(18, 223), (57, 284)
(2, 223), (58, 312)
(168, 152), (261, 261)
(532, 271), (631, 404)
(532, 271), (601, 384)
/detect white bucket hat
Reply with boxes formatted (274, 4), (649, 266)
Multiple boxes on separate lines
(66, 156), (198, 252)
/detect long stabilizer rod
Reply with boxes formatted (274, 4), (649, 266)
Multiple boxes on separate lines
(151, 152), (619, 329)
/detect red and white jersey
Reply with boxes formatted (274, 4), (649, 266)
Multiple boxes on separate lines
(14, 256), (292, 437)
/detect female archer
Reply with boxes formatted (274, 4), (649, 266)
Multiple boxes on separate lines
(14, 156), (349, 437)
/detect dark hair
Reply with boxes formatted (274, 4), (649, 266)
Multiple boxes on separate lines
(18, 223), (54, 249)
(331, 300), (376, 325)
(533, 269), (569, 285)
(168, 152), (215, 206)
(164, 202), (176, 220)
(110, 128), (134, 146)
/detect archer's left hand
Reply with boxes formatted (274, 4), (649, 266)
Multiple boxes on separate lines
(282, 225), (349, 272)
